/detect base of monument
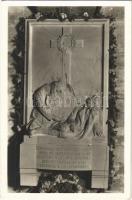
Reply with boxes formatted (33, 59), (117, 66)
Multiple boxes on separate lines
(20, 169), (40, 186)
(20, 135), (109, 189)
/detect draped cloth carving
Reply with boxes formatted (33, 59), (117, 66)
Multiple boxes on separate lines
(26, 79), (103, 139)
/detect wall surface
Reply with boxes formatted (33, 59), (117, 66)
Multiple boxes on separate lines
(8, 6), (124, 192)
(8, 7), (31, 137)
(101, 7), (124, 192)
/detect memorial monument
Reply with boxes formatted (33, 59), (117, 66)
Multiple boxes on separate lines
(20, 19), (109, 189)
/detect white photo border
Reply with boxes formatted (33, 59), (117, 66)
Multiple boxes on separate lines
(0, 1), (131, 200)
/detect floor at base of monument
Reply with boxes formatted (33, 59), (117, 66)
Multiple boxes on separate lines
(10, 171), (105, 193)
(8, 169), (122, 193)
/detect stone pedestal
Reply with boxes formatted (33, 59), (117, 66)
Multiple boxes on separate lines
(20, 135), (109, 189)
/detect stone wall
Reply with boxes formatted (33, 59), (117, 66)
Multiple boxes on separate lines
(8, 7), (31, 137)
(101, 7), (124, 192)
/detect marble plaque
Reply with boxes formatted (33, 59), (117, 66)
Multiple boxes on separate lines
(37, 136), (92, 170)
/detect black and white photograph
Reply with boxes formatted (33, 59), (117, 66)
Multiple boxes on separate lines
(0, 1), (131, 197)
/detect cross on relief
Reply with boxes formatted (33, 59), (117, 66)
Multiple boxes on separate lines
(50, 27), (84, 84)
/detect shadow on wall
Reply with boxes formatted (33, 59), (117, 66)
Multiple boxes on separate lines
(8, 13), (26, 189)
(8, 134), (22, 189)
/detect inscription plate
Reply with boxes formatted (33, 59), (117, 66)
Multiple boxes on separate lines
(37, 136), (92, 170)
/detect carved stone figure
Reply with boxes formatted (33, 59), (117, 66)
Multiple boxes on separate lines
(26, 79), (103, 139)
